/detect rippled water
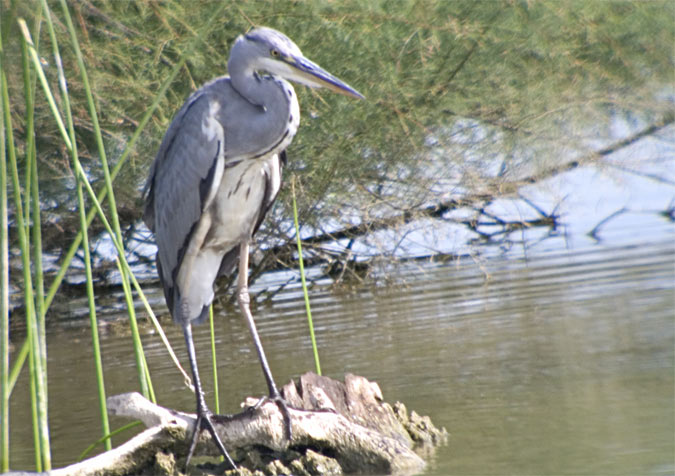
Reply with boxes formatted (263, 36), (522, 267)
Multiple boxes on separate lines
(8, 234), (674, 474)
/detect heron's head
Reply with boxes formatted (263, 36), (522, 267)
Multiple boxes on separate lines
(230, 27), (364, 100)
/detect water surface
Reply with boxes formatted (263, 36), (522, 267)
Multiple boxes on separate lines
(8, 235), (674, 475)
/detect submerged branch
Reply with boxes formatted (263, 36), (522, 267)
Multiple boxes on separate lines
(256, 114), (673, 269)
(516, 113), (675, 186)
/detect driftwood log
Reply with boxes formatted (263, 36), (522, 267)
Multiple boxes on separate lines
(47, 373), (446, 476)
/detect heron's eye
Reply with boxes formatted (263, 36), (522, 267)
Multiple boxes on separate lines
(270, 49), (280, 57)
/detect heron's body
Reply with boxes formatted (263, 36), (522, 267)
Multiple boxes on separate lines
(145, 75), (299, 324)
(143, 27), (362, 470)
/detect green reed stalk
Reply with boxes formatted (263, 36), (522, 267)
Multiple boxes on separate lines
(19, 39), (189, 391)
(116, 255), (156, 403)
(3, 29), (51, 469)
(20, 4), (218, 397)
(209, 302), (223, 463)
(42, 53), (183, 312)
(27, 334), (40, 472)
(23, 15), (49, 461)
(39, 0), (225, 315)
(0, 23), (9, 472)
(40, 2), (115, 451)
(291, 178), (321, 375)
(12, 12), (224, 461)
(56, 0), (152, 401)
(73, 160), (189, 396)
(27, 36), (52, 475)
(77, 420), (142, 462)
(7, 339), (28, 395)
(3, 60), (42, 472)
(209, 305), (220, 414)
(20, 24), (212, 394)
(30, 54), (190, 390)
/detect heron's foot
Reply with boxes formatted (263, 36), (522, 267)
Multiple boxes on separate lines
(186, 407), (237, 471)
(250, 392), (293, 441)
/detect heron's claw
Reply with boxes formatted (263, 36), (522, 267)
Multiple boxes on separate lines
(185, 407), (237, 471)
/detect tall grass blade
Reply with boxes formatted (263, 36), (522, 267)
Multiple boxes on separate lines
(209, 303), (223, 463)
(42, 56), (184, 313)
(74, 161), (187, 394)
(55, 0), (152, 401)
(20, 15), (191, 395)
(116, 255), (155, 403)
(22, 12), (50, 467)
(27, 337), (40, 472)
(7, 339), (28, 396)
(77, 421), (142, 462)
(3, 24), (51, 468)
(38, 3), (114, 449)
(0, 18), (10, 472)
(291, 178), (321, 375)
(209, 305), (220, 415)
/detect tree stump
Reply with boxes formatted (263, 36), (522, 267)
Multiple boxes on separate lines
(50, 373), (447, 475)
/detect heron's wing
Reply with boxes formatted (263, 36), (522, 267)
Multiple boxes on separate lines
(143, 82), (227, 307)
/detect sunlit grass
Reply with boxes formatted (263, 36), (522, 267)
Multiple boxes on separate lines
(292, 178), (322, 376)
(2, 3), (237, 467)
(0, 18), (10, 473)
(5, 21), (51, 469)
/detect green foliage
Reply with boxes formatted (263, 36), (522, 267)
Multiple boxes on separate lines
(2, 0), (673, 247)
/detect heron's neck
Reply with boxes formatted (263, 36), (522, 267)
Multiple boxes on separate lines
(227, 56), (299, 157)
(227, 53), (281, 107)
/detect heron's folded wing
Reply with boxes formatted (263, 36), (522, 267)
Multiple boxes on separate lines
(143, 84), (226, 294)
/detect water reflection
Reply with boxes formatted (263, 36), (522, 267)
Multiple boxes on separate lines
(8, 239), (674, 475)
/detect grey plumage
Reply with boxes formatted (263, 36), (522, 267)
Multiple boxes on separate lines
(142, 26), (363, 469)
(144, 74), (294, 324)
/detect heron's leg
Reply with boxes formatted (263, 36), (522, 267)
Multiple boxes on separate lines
(237, 242), (293, 439)
(183, 322), (237, 470)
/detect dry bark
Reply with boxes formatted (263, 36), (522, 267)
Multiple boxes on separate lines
(46, 373), (446, 476)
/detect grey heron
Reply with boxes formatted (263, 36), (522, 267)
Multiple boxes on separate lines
(143, 27), (363, 468)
